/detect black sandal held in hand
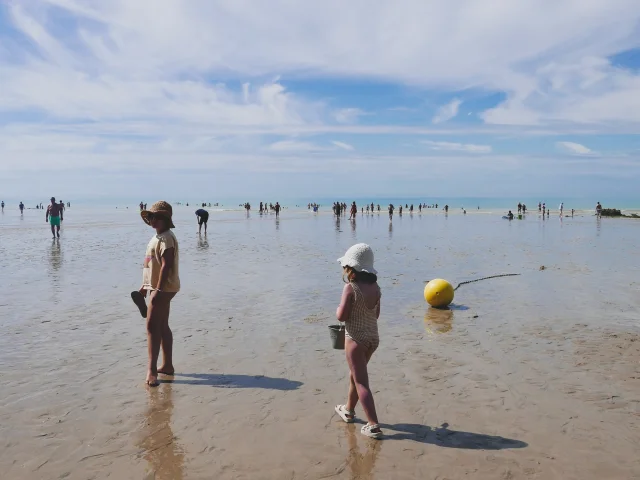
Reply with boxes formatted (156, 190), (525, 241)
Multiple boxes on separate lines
(130, 291), (148, 318)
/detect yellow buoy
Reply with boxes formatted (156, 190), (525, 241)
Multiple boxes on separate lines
(424, 279), (454, 308)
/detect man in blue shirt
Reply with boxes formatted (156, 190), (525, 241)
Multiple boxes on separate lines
(195, 208), (209, 234)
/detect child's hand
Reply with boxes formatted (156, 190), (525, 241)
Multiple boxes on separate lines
(138, 286), (147, 298)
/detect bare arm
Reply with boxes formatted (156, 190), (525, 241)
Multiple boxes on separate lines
(156, 247), (175, 291)
(336, 283), (354, 323)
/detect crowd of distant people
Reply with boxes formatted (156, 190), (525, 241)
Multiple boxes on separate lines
(324, 201), (451, 220)
(4, 200), (70, 214)
(243, 202), (282, 216)
(504, 201), (605, 220)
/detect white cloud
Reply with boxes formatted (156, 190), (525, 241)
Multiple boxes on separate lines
(388, 106), (416, 112)
(422, 140), (492, 153)
(556, 141), (596, 155)
(334, 108), (366, 124)
(268, 140), (329, 152)
(2, 0), (640, 195)
(331, 140), (355, 151)
(1, 1), (640, 134)
(481, 57), (640, 126)
(268, 139), (355, 152)
(432, 99), (462, 124)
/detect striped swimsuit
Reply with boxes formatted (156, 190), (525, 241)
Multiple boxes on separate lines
(345, 282), (380, 351)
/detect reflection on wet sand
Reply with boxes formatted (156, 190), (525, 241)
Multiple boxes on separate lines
(137, 384), (184, 480)
(343, 423), (382, 480)
(424, 307), (453, 334)
(48, 239), (62, 273)
(197, 234), (209, 250)
(47, 239), (64, 301)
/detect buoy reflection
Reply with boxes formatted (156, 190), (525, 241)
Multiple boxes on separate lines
(424, 307), (453, 335)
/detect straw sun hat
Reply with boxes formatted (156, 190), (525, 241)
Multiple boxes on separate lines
(337, 243), (377, 275)
(141, 200), (176, 229)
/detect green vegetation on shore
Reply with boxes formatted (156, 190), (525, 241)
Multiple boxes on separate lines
(600, 208), (640, 218)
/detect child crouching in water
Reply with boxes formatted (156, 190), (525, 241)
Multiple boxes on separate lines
(334, 243), (383, 439)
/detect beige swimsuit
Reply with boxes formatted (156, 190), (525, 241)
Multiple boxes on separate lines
(345, 282), (380, 351)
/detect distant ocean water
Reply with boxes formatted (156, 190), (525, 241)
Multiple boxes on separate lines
(3, 196), (639, 211)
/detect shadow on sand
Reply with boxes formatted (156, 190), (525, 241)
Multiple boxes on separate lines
(447, 304), (469, 311)
(382, 422), (527, 450)
(161, 373), (303, 390)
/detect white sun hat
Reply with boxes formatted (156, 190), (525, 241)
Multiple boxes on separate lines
(337, 243), (378, 275)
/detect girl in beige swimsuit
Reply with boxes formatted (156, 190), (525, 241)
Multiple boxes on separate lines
(334, 243), (383, 439)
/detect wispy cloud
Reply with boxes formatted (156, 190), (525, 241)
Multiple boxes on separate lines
(422, 140), (492, 153)
(482, 58), (640, 126)
(388, 106), (416, 112)
(269, 139), (355, 152)
(268, 140), (329, 152)
(331, 140), (355, 151)
(2, 1), (640, 196)
(432, 99), (462, 124)
(334, 108), (366, 124)
(556, 141), (597, 155)
(1, 1), (640, 132)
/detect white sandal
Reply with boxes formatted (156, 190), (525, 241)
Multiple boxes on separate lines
(361, 423), (383, 439)
(334, 405), (355, 423)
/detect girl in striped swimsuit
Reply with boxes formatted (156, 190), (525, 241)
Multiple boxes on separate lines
(334, 243), (383, 439)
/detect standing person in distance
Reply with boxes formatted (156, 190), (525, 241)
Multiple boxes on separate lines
(195, 208), (209, 234)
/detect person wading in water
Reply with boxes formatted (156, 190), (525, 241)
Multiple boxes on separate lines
(46, 197), (64, 238)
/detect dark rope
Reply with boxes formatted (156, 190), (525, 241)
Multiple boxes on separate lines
(452, 273), (520, 291)
(422, 273), (521, 291)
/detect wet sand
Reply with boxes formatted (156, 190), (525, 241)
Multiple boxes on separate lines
(1, 206), (639, 479)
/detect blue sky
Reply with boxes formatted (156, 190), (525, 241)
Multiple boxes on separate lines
(1, 0), (640, 199)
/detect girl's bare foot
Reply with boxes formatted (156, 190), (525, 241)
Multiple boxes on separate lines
(146, 372), (159, 387)
(158, 366), (174, 375)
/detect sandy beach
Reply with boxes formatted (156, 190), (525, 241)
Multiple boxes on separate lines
(0, 205), (639, 479)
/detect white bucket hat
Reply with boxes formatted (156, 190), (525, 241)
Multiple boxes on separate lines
(338, 243), (378, 275)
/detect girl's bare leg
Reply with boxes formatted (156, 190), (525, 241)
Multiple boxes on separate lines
(159, 300), (175, 375)
(146, 292), (175, 385)
(346, 373), (359, 412)
(346, 343), (375, 412)
(345, 338), (378, 424)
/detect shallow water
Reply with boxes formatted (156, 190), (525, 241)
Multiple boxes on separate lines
(1, 206), (639, 479)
